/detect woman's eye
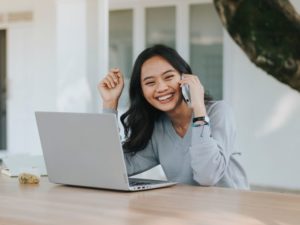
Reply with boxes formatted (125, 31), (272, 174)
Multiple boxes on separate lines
(165, 75), (174, 80)
(145, 81), (155, 86)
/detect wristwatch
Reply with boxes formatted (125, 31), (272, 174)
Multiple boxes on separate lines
(192, 116), (210, 126)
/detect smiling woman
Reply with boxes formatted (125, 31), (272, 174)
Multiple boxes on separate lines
(97, 44), (249, 189)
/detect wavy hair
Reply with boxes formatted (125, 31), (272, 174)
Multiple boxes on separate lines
(121, 44), (212, 153)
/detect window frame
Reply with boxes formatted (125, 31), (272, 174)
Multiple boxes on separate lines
(109, 0), (228, 101)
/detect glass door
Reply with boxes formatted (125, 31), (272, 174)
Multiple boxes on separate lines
(109, 9), (133, 110)
(146, 6), (176, 48)
(190, 4), (223, 100)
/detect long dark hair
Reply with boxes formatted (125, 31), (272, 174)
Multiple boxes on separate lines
(121, 44), (212, 153)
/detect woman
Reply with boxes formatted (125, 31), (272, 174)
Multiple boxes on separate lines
(98, 44), (249, 189)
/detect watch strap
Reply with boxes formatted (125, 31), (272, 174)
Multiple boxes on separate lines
(192, 116), (209, 125)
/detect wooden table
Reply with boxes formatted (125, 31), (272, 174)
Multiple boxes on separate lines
(0, 174), (300, 225)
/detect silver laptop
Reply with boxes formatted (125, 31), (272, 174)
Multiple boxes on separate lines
(35, 112), (176, 191)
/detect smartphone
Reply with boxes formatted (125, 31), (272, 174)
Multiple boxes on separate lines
(181, 83), (191, 107)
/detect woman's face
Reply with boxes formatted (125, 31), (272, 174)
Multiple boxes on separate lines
(140, 55), (183, 113)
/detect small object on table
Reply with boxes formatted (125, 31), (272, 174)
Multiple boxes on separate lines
(18, 173), (40, 184)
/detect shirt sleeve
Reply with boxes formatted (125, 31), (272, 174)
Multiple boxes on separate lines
(101, 108), (159, 176)
(189, 101), (237, 186)
(124, 139), (159, 176)
(102, 108), (118, 115)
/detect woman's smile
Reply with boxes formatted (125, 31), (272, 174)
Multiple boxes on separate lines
(156, 93), (175, 103)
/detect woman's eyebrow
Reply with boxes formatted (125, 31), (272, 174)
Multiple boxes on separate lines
(161, 69), (176, 75)
(143, 76), (155, 82)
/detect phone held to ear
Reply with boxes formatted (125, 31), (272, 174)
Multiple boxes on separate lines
(181, 84), (191, 107)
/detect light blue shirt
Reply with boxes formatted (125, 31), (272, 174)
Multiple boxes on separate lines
(105, 101), (249, 189)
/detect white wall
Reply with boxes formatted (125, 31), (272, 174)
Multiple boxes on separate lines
(56, 0), (108, 112)
(56, 0), (108, 113)
(1, 0), (108, 155)
(224, 0), (300, 190)
(0, 0), (57, 155)
(56, 0), (90, 112)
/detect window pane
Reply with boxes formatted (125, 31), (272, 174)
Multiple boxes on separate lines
(146, 6), (176, 48)
(0, 30), (7, 150)
(190, 4), (223, 100)
(109, 10), (133, 109)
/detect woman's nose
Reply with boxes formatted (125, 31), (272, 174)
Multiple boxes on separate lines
(156, 81), (168, 92)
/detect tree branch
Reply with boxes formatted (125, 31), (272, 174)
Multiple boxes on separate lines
(214, 0), (300, 92)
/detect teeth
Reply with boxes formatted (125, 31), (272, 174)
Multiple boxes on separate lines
(158, 94), (172, 101)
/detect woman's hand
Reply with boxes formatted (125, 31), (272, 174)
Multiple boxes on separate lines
(98, 68), (124, 110)
(179, 74), (207, 117)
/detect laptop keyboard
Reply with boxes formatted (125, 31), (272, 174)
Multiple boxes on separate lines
(129, 181), (151, 186)
(129, 178), (166, 186)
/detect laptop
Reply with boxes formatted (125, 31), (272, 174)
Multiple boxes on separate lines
(1, 154), (47, 177)
(35, 112), (176, 191)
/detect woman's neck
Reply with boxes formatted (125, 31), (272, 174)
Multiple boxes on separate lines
(167, 101), (193, 137)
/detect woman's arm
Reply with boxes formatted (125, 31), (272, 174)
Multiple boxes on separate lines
(98, 68), (124, 110)
(124, 143), (159, 176)
(101, 109), (159, 176)
(189, 101), (237, 186)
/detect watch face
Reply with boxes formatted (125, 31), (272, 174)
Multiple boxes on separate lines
(204, 116), (210, 123)
(194, 120), (207, 126)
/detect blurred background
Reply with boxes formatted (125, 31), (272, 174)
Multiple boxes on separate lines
(0, 0), (300, 193)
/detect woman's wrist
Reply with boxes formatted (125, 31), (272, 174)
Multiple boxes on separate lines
(193, 103), (207, 117)
(103, 100), (118, 110)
